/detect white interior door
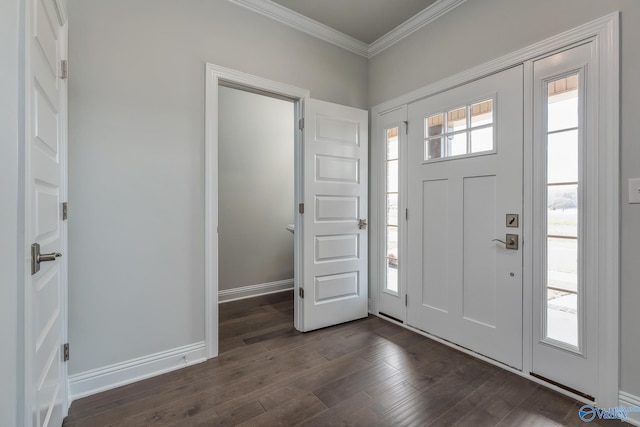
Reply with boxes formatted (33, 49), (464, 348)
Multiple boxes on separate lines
(300, 99), (368, 332)
(26, 0), (68, 425)
(407, 66), (523, 369)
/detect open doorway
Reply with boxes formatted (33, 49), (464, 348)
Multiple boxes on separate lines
(205, 64), (369, 359)
(217, 85), (297, 353)
(218, 86), (295, 302)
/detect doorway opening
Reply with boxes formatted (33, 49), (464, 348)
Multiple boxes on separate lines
(206, 64), (370, 359)
(204, 64), (309, 358)
(217, 84), (298, 353)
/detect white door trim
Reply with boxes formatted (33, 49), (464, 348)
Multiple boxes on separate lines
(371, 12), (619, 407)
(204, 64), (309, 358)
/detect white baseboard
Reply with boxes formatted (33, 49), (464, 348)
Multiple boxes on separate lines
(68, 341), (206, 402)
(619, 391), (640, 426)
(218, 278), (294, 303)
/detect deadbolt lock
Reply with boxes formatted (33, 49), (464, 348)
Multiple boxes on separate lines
(506, 214), (519, 228)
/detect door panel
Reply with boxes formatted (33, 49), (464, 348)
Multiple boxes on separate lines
(421, 179), (449, 313)
(463, 175), (497, 327)
(407, 66), (523, 369)
(27, 0), (68, 425)
(301, 99), (368, 332)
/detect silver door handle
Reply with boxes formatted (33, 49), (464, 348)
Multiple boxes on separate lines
(492, 234), (519, 250)
(38, 252), (62, 262)
(31, 243), (62, 275)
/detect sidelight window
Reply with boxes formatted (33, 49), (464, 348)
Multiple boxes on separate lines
(544, 74), (580, 348)
(385, 127), (399, 293)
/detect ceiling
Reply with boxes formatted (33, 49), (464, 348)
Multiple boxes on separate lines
(270, 0), (439, 44)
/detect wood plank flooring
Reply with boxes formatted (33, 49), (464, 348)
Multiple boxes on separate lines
(63, 291), (623, 426)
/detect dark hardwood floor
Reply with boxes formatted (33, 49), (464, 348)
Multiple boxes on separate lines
(63, 291), (622, 426)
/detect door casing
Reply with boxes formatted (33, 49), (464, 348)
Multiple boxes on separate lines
(370, 13), (619, 407)
(204, 64), (309, 358)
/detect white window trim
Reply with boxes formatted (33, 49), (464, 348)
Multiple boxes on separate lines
(370, 12), (619, 407)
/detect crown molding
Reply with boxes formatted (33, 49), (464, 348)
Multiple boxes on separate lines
(225, 0), (466, 58)
(368, 0), (467, 57)
(227, 0), (370, 57)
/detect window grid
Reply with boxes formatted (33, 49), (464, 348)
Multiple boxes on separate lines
(424, 99), (494, 160)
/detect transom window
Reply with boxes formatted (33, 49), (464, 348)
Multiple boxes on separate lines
(424, 99), (494, 160)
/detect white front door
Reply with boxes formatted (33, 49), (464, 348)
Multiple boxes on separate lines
(25, 0), (68, 425)
(300, 99), (368, 332)
(407, 66), (523, 369)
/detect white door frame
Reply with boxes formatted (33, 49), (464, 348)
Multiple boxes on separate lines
(204, 64), (309, 358)
(371, 13), (619, 407)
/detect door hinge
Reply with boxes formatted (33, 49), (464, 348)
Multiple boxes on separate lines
(405, 294), (408, 306)
(63, 343), (69, 361)
(405, 208), (408, 221)
(299, 287), (304, 299)
(60, 60), (68, 79)
(298, 118), (304, 130)
(62, 202), (68, 220)
(299, 203), (304, 214)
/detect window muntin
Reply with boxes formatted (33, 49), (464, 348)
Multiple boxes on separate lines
(424, 99), (494, 160)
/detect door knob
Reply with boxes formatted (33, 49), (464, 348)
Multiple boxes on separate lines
(31, 243), (62, 275)
(492, 234), (519, 250)
(358, 219), (368, 230)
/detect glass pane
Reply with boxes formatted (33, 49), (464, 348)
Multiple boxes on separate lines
(470, 127), (493, 153)
(548, 75), (578, 132)
(548, 185), (577, 237)
(426, 137), (444, 160)
(387, 160), (398, 193)
(386, 226), (398, 259)
(386, 127), (398, 160)
(547, 130), (578, 184)
(471, 99), (493, 127)
(546, 236), (578, 346)
(387, 194), (398, 226)
(547, 290), (578, 346)
(447, 107), (467, 132)
(386, 263), (398, 293)
(426, 113), (444, 137)
(547, 237), (578, 294)
(447, 132), (467, 157)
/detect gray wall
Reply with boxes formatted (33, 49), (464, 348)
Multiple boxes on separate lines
(368, 0), (640, 400)
(0, 0), (21, 425)
(218, 86), (294, 291)
(67, 0), (368, 374)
